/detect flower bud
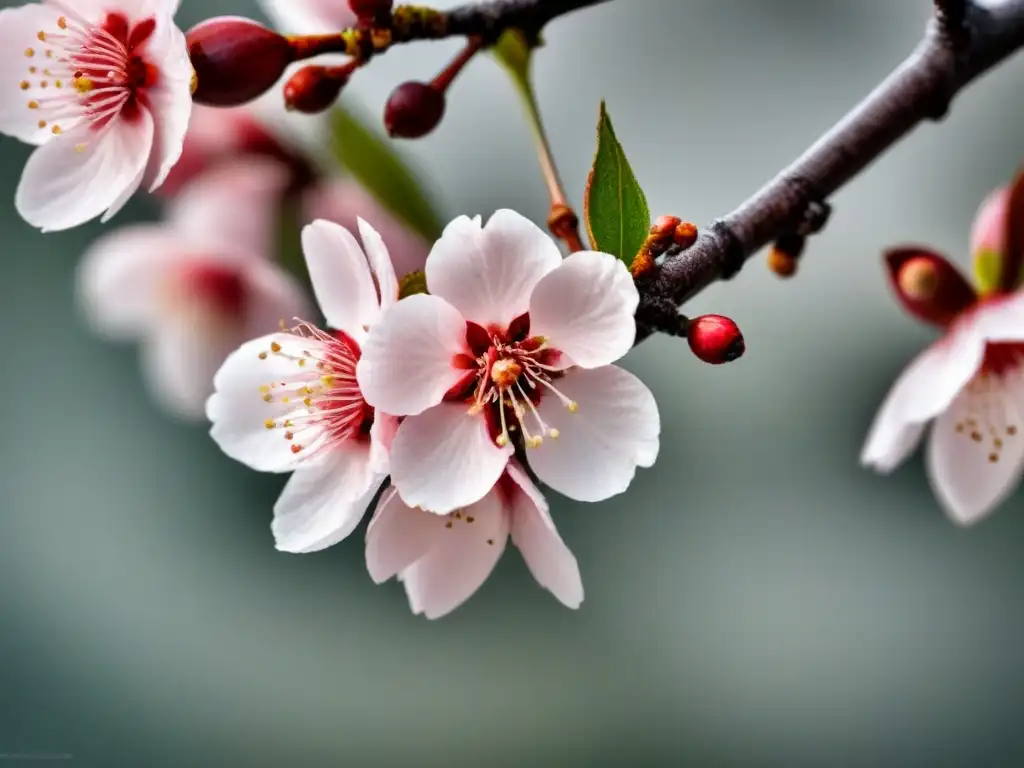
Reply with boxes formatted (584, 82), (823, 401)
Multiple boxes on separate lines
(384, 81), (446, 139)
(687, 314), (745, 365)
(349, 0), (394, 23)
(284, 66), (349, 114)
(767, 246), (798, 277)
(674, 222), (698, 251)
(187, 17), (293, 107)
(885, 247), (976, 327)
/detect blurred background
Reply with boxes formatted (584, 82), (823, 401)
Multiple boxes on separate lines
(3, 0), (1024, 765)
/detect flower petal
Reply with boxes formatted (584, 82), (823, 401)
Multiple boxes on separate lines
(390, 403), (512, 515)
(170, 159), (290, 259)
(241, 259), (313, 340)
(141, 15), (193, 191)
(507, 461), (583, 609)
(971, 188), (1008, 258)
(399, 488), (509, 619)
(365, 487), (447, 584)
(972, 292), (1024, 343)
(272, 446), (381, 553)
(207, 333), (323, 472)
(357, 294), (468, 416)
(926, 385), (1024, 526)
(142, 306), (244, 420)
(76, 225), (184, 340)
(529, 251), (639, 368)
(16, 109), (153, 232)
(528, 365), (660, 502)
(0, 4), (65, 145)
(259, 0), (355, 33)
(302, 219), (379, 339)
(302, 179), (429, 281)
(426, 210), (563, 328)
(357, 217), (399, 312)
(861, 329), (985, 473)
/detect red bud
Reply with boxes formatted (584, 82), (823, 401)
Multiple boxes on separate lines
(349, 0), (394, 22)
(187, 17), (293, 107)
(284, 66), (349, 114)
(884, 248), (977, 327)
(688, 315), (745, 365)
(674, 222), (698, 250)
(384, 81), (446, 139)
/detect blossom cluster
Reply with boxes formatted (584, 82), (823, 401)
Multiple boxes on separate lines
(2, 0), (1022, 620)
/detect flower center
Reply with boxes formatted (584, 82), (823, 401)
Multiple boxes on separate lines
(176, 261), (247, 318)
(457, 317), (575, 449)
(258, 323), (373, 459)
(952, 342), (1024, 464)
(21, 5), (158, 139)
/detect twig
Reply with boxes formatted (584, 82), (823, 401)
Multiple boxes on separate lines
(635, 0), (1024, 342)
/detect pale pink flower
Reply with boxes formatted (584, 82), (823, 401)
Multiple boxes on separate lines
(207, 217), (401, 553)
(358, 209), (661, 515)
(0, 0), (193, 231)
(863, 187), (1024, 525)
(259, 0), (355, 35)
(78, 161), (308, 419)
(302, 178), (429, 279)
(367, 462), (583, 619)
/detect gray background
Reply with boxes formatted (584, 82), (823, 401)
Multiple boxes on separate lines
(3, 0), (1024, 765)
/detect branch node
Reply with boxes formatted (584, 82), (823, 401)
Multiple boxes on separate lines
(713, 221), (745, 280)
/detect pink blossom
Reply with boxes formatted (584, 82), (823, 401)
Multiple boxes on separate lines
(863, 197), (1024, 525)
(207, 217), (401, 553)
(367, 462), (583, 619)
(358, 209), (661, 515)
(0, 0), (193, 231)
(78, 161), (308, 419)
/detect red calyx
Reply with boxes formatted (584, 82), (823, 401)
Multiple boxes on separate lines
(384, 81), (446, 139)
(884, 247), (977, 327)
(187, 17), (293, 107)
(687, 315), (745, 365)
(284, 66), (350, 114)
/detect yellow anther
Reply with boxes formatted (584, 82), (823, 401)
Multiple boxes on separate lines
(496, 434), (509, 448)
(55, 79), (63, 88)
(74, 77), (93, 93)
(27, 100), (39, 109)
(263, 393), (273, 403)
(567, 401), (579, 413)
(270, 341), (282, 353)
(24, 47), (34, 57)
(50, 125), (60, 135)
(37, 31), (46, 41)
(303, 397), (312, 407)
(259, 385), (270, 394)
(527, 436), (543, 448)
(549, 428), (560, 439)
(264, 419), (276, 430)
(258, 351), (268, 360)
(19, 81), (29, 90)
(58, 16), (67, 29)
(37, 120), (46, 128)
(74, 143), (87, 153)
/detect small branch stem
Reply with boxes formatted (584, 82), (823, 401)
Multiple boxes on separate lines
(433, 36), (485, 91)
(636, 0), (1024, 341)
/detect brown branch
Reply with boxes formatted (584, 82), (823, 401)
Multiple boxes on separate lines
(635, 0), (1024, 342)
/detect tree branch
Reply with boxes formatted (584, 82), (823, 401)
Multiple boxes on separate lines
(445, 0), (613, 41)
(635, 0), (1024, 342)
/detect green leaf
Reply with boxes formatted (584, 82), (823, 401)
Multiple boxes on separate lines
(584, 101), (651, 265)
(330, 102), (443, 242)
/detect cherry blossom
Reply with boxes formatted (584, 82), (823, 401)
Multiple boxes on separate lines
(207, 217), (403, 553)
(358, 209), (661, 515)
(0, 0), (193, 231)
(863, 180), (1024, 525)
(259, 0), (355, 36)
(366, 462), (583, 619)
(78, 160), (308, 419)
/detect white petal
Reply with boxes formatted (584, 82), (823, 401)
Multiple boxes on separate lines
(400, 488), (510, 619)
(357, 294), (468, 416)
(76, 225), (183, 340)
(426, 210), (562, 328)
(357, 217), (399, 313)
(927, 386), (1024, 526)
(972, 293), (1024, 343)
(507, 461), (583, 609)
(529, 251), (639, 368)
(861, 331), (985, 472)
(207, 333), (322, 473)
(0, 4), (64, 145)
(368, 412), (398, 475)
(241, 260), (313, 341)
(390, 403), (512, 515)
(529, 366), (660, 502)
(142, 307), (244, 420)
(16, 110), (154, 232)
(302, 219), (379, 338)
(365, 487), (446, 584)
(259, 0), (355, 34)
(272, 446), (381, 553)
(141, 16), (193, 191)
(169, 159), (289, 258)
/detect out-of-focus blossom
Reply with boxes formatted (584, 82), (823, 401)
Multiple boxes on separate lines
(207, 218), (400, 553)
(0, 0), (193, 231)
(367, 462), (583, 619)
(358, 209), (660, 515)
(302, 179), (429, 279)
(78, 161), (309, 419)
(863, 180), (1024, 525)
(259, 0), (356, 35)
